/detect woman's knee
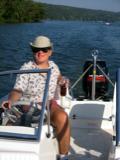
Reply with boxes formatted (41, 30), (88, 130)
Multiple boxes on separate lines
(51, 108), (67, 122)
(56, 111), (68, 124)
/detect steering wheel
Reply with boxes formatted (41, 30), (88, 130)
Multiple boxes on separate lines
(1, 101), (42, 126)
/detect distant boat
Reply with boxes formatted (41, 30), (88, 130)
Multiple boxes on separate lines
(105, 22), (111, 25)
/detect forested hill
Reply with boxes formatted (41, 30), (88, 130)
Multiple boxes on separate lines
(42, 3), (120, 22)
(0, 0), (120, 24)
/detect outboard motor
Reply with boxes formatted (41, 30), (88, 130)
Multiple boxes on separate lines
(82, 59), (109, 99)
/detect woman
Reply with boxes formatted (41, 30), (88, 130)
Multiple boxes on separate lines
(2, 35), (70, 160)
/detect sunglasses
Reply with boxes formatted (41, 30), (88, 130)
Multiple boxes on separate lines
(31, 47), (51, 53)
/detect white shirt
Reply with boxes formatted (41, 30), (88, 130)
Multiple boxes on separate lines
(14, 60), (60, 102)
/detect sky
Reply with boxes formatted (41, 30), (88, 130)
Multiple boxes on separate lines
(35, 0), (120, 12)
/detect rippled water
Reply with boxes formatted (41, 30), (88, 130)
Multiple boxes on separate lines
(0, 20), (120, 97)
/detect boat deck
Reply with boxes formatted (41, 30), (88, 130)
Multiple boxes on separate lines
(69, 128), (113, 160)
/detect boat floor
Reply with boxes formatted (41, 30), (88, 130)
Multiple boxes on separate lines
(69, 128), (113, 160)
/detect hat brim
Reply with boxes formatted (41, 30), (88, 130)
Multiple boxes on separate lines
(30, 42), (53, 48)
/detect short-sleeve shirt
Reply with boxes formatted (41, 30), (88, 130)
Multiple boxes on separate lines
(14, 60), (60, 103)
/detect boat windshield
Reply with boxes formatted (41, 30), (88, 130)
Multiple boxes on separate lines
(0, 69), (51, 141)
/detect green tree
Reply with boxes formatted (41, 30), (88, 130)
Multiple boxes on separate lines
(0, 0), (45, 23)
(0, 0), (6, 23)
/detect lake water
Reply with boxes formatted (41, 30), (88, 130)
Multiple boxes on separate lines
(0, 20), (120, 97)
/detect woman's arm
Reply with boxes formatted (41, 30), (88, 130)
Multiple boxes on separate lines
(2, 89), (23, 109)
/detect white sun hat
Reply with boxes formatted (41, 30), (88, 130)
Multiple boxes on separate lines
(30, 36), (53, 48)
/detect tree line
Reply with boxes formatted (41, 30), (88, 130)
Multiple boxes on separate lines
(0, 0), (45, 23)
(43, 3), (120, 22)
(0, 1), (120, 24)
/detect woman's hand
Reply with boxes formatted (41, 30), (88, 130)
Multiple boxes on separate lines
(1, 89), (23, 110)
(58, 76), (70, 96)
(58, 76), (69, 86)
(1, 100), (12, 110)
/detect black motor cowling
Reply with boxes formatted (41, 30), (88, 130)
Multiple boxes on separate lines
(82, 59), (109, 99)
